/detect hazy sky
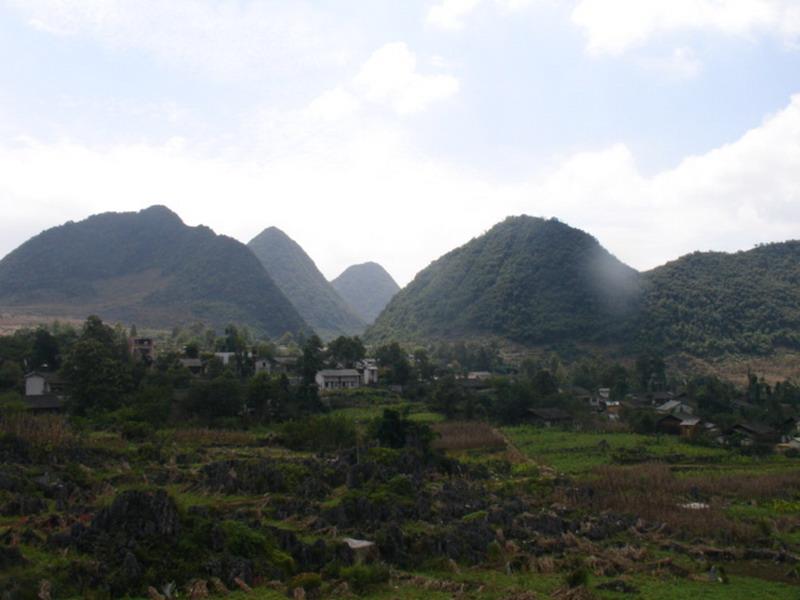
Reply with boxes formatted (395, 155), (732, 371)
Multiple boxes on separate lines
(1, 0), (799, 286)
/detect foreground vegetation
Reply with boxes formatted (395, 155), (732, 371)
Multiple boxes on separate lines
(1, 317), (800, 598)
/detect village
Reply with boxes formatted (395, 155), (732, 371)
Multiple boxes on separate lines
(14, 328), (800, 457)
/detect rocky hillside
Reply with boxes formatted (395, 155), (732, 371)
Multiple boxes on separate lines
(248, 227), (366, 339)
(0, 206), (308, 338)
(331, 262), (400, 324)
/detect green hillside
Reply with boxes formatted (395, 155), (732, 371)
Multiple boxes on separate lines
(331, 261), (400, 324)
(248, 227), (366, 339)
(0, 206), (308, 338)
(366, 216), (641, 346)
(638, 242), (800, 356)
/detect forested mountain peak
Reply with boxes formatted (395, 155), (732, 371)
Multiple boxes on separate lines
(638, 240), (800, 355)
(248, 227), (366, 339)
(0, 206), (308, 338)
(366, 215), (641, 345)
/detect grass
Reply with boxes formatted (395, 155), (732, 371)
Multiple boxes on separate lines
(114, 571), (800, 600)
(502, 427), (766, 475)
(329, 403), (445, 425)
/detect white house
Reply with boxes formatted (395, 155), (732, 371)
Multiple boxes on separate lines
(315, 369), (362, 390)
(24, 372), (66, 411)
(254, 358), (271, 375)
(356, 359), (379, 385)
(25, 372), (61, 396)
(214, 352), (237, 366)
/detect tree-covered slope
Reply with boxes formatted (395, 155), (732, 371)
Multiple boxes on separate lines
(366, 216), (641, 345)
(638, 242), (800, 356)
(248, 227), (366, 339)
(331, 262), (400, 324)
(0, 206), (308, 337)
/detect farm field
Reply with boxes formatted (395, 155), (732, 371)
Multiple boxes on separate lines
(2, 406), (800, 599)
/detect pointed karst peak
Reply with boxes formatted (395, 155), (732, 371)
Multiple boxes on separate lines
(247, 226), (366, 338)
(138, 205), (184, 225)
(365, 214), (639, 345)
(252, 225), (290, 240)
(331, 262), (400, 325)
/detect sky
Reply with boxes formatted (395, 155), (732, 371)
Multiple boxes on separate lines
(1, 0), (799, 286)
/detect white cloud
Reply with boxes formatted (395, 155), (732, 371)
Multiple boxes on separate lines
(2, 94), (800, 286)
(638, 47), (703, 80)
(427, 0), (483, 30)
(353, 43), (459, 115)
(5, 0), (351, 80)
(572, 0), (800, 55)
(426, 0), (538, 30)
(518, 94), (800, 268)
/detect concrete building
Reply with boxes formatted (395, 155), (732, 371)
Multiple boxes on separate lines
(315, 369), (362, 390)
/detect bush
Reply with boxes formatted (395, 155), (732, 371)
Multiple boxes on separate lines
(220, 520), (271, 557)
(121, 421), (151, 442)
(564, 565), (589, 588)
(288, 572), (322, 594)
(218, 520), (295, 576)
(340, 563), (390, 594)
(281, 415), (357, 452)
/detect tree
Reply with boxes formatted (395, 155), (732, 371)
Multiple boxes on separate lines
(375, 343), (411, 385)
(61, 316), (133, 415)
(412, 349), (435, 381)
(602, 363), (630, 402)
(31, 328), (60, 370)
(326, 336), (365, 368)
(247, 372), (290, 422)
(0, 361), (23, 391)
(431, 375), (467, 419)
(372, 408), (434, 452)
(62, 338), (130, 415)
(299, 335), (325, 384)
(185, 342), (200, 359)
(635, 353), (666, 392)
(491, 380), (536, 424)
(184, 375), (244, 423)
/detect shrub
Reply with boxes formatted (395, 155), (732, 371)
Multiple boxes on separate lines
(121, 421), (151, 441)
(564, 565), (589, 588)
(218, 520), (295, 576)
(220, 520), (271, 557)
(288, 572), (322, 593)
(281, 415), (357, 452)
(340, 563), (390, 594)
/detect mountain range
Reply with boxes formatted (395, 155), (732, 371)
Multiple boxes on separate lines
(247, 227), (367, 339)
(366, 216), (800, 357)
(0, 206), (308, 338)
(2, 207), (799, 359)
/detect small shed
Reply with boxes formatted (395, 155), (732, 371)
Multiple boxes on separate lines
(656, 414), (683, 435)
(679, 417), (702, 438)
(528, 408), (573, 428)
(726, 422), (779, 445)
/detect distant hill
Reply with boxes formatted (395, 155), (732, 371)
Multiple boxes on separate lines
(248, 227), (366, 339)
(638, 242), (800, 356)
(0, 206), (308, 338)
(331, 262), (400, 324)
(366, 216), (641, 346)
